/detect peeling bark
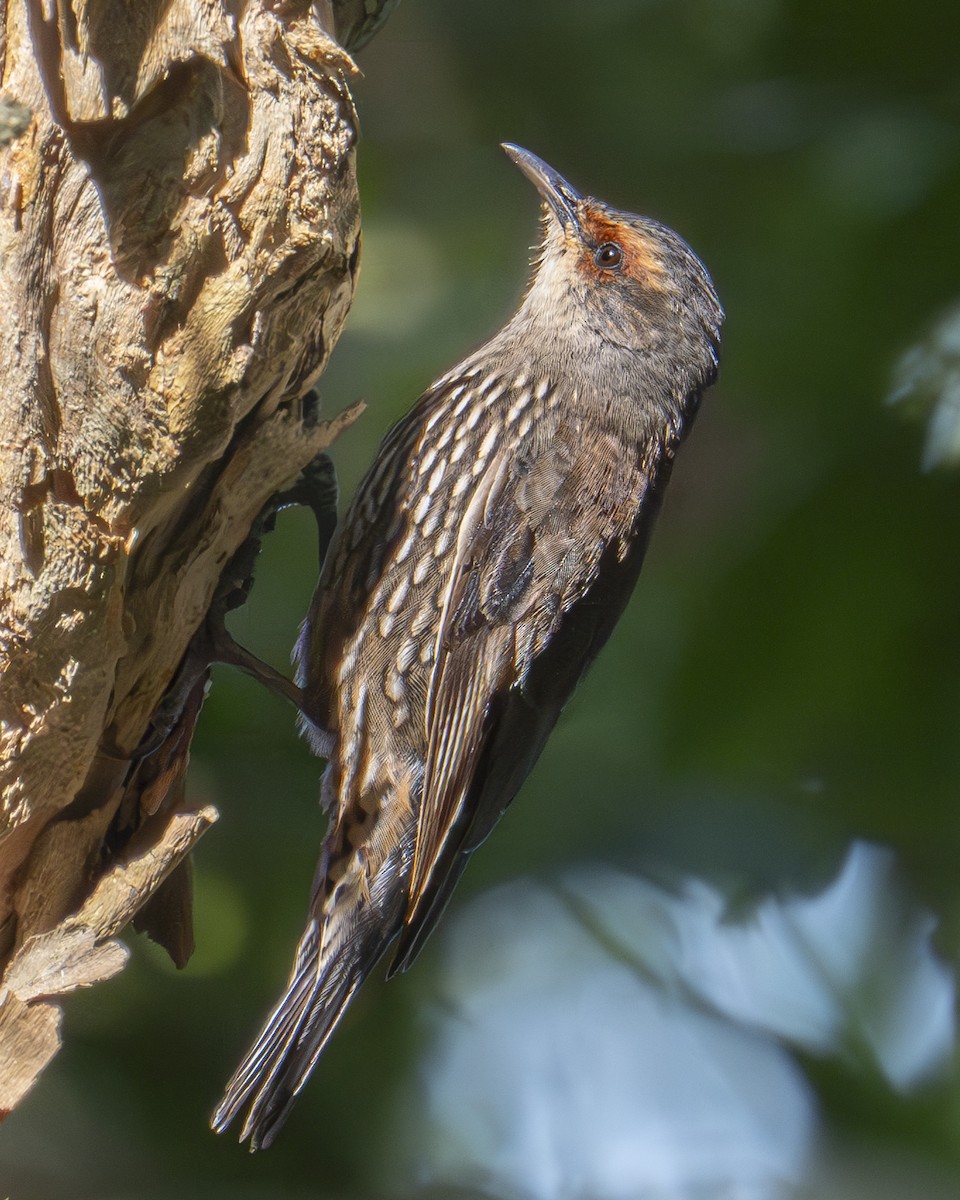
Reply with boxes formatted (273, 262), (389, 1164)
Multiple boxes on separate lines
(0, 0), (378, 1115)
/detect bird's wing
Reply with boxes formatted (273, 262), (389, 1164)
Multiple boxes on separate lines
(296, 392), (440, 726)
(405, 412), (648, 922)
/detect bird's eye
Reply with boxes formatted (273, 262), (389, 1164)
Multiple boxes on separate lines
(594, 242), (623, 270)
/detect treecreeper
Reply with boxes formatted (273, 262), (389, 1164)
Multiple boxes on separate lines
(212, 144), (724, 1148)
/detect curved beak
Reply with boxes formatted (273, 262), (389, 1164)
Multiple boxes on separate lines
(501, 143), (582, 235)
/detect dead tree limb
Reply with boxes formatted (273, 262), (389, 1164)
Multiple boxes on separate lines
(0, 0), (381, 1115)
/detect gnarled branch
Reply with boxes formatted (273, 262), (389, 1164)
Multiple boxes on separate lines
(0, 0), (386, 1115)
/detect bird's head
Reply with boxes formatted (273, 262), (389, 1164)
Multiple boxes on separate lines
(502, 143), (723, 403)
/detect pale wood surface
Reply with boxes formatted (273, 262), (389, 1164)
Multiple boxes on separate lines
(0, 0), (369, 1114)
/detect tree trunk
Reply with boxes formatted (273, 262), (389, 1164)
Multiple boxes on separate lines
(0, 0), (376, 1116)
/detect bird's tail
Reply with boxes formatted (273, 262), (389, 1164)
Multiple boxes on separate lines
(211, 895), (394, 1150)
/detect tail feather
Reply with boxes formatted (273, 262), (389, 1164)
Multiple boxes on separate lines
(388, 849), (470, 978)
(211, 907), (392, 1150)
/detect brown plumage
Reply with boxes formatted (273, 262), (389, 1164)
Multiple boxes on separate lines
(212, 144), (723, 1148)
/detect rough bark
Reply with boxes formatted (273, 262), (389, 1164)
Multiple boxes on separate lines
(0, 0), (378, 1115)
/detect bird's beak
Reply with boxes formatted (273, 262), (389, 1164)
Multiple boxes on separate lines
(502, 143), (582, 236)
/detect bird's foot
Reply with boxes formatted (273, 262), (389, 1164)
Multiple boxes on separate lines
(136, 445), (337, 758)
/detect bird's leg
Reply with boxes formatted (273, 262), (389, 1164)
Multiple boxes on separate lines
(206, 626), (311, 715)
(203, 449), (338, 715)
(272, 447), (339, 568)
(137, 447), (338, 758)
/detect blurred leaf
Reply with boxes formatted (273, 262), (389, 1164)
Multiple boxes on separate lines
(889, 301), (960, 469)
(387, 847), (953, 1198)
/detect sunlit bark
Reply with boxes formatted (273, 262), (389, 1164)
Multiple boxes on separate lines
(0, 0), (370, 1113)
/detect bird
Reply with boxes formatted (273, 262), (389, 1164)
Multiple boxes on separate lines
(212, 143), (723, 1149)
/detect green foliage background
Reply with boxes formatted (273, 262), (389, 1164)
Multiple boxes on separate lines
(6, 1), (960, 1196)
